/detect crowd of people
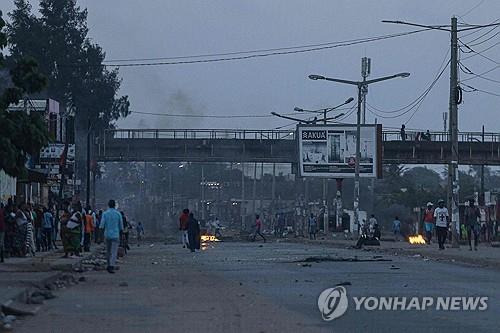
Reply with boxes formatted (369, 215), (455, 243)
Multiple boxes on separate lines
(0, 198), (141, 273)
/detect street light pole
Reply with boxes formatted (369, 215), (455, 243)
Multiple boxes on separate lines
(309, 72), (410, 234)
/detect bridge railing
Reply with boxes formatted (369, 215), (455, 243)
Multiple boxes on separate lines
(106, 129), (297, 140)
(105, 129), (500, 143)
(383, 130), (500, 142)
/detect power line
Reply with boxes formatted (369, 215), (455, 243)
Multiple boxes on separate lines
(460, 39), (500, 64)
(461, 83), (500, 97)
(460, 64), (500, 82)
(99, 29), (431, 68)
(366, 49), (450, 114)
(129, 110), (322, 119)
(367, 60), (449, 123)
(460, 0), (486, 18)
(460, 18), (500, 39)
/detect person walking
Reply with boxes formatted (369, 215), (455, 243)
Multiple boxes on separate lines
(392, 216), (401, 241)
(422, 202), (435, 243)
(179, 209), (190, 248)
(252, 214), (266, 242)
(308, 213), (317, 240)
(83, 207), (95, 252)
(42, 207), (54, 251)
(24, 205), (36, 257)
(464, 198), (481, 251)
(187, 213), (200, 253)
(100, 200), (123, 274)
(95, 210), (103, 244)
(136, 221), (144, 246)
(434, 199), (449, 250)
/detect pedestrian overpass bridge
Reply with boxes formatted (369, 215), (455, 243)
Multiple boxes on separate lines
(95, 129), (500, 166)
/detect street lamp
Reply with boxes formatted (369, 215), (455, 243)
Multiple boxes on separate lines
(308, 71), (410, 234)
(294, 97), (354, 124)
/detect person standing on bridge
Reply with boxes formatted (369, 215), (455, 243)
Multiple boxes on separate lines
(100, 200), (123, 274)
(179, 209), (190, 248)
(434, 199), (449, 250)
(400, 124), (406, 141)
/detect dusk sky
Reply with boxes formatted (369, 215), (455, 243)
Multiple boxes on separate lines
(4, 0), (500, 132)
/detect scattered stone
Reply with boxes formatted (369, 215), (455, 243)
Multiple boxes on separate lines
(295, 279), (299, 283)
(258, 245), (263, 247)
(78, 276), (87, 282)
(403, 284), (408, 287)
(239, 282), (243, 286)
(2, 323), (12, 331)
(151, 261), (159, 265)
(390, 265), (400, 270)
(301, 263), (312, 267)
(28, 296), (45, 305)
(31, 290), (55, 300)
(119, 282), (128, 287)
(335, 281), (351, 286)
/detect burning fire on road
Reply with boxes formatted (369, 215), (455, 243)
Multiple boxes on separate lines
(408, 234), (426, 245)
(201, 235), (220, 242)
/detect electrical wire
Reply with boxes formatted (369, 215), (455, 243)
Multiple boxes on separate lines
(129, 110), (328, 118)
(272, 104), (357, 130)
(460, 64), (500, 82)
(460, 18), (500, 39)
(460, 0), (486, 18)
(460, 39), (500, 63)
(461, 83), (500, 97)
(367, 60), (449, 124)
(366, 48), (450, 115)
(99, 29), (431, 68)
(459, 60), (500, 84)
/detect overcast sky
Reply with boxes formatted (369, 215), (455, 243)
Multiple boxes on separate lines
(4, 0), (500, 132)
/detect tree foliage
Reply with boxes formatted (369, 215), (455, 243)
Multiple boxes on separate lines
(7, 0), (130, 131)
(0, 10), (49, 177)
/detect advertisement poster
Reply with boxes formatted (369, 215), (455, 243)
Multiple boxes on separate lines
(298, 124), (381, 178)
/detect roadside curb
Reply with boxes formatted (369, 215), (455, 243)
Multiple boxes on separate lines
(1, 249), (100, 329)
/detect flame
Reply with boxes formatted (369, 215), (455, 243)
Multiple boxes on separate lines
(408, 234), (426, 244)
(201, 235), (219, 242)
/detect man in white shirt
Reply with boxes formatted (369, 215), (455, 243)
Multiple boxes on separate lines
(433, 199), (449, 250)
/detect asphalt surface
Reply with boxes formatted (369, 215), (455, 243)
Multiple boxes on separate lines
(14, 240), (500, 333)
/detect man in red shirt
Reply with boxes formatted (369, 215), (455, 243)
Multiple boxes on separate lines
(179, 209), (190, 248)
(252, 214), (266, 242)
(422, 202), (435, 243)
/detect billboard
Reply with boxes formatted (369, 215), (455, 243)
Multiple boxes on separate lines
(298, 124), (381, 178)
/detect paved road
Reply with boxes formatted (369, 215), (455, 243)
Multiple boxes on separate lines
(15, 241), (499, 333)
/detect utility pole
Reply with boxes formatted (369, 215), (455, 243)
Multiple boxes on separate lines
(448, 17), (460, 248)
(480, 125), (485, 204)
(361, 57), (371, 124)
(86, 117), (91, 208)
(241, 163), (245, 230)
(252, 162), (257, 217)
(362, 57), (376, 214)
